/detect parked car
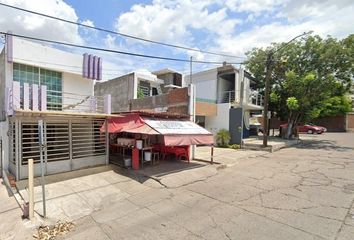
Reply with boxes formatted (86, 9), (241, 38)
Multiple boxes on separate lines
(279, 123), (326, 134)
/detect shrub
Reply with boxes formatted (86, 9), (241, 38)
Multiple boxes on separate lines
(216, 129), (230, 147)
(228, 144), (240, 150)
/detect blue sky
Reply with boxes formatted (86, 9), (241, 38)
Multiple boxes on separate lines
(0, 0), (353, 79)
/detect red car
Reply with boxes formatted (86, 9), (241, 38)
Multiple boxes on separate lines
(280, 123), (326, 134)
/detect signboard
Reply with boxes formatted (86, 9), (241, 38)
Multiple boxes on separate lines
(144, 119), (211, 135)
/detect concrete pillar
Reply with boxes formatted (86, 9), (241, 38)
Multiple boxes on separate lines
(104, 94), (111, 114)
(12, 81), (20, 111)
(32, 84), (39, 111)
(28, 158), (34, 220)
(23, 83), (29, 110)
(40, 85), (47, 111)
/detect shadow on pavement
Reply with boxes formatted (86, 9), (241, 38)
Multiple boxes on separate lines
(127, 159), (207, 183)
(295, 139), (354, 152)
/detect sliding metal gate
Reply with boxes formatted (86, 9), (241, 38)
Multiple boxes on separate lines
(10, 117), (107, 180)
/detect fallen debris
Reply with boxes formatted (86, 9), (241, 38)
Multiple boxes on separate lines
(33, 221), (75, 240)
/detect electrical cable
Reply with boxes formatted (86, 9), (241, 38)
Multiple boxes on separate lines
(0, 2), (246, 59)
(1, 31), (245, 65)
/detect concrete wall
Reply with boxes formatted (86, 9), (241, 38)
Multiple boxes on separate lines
(185, 69), (218, 103)
(13, 38), (83, 76)
(94, 73), (135, 113)
(63, 72), (94, 96)
(196, 102), (217, 116)
(205, 103), (230, 134)
(158, 73), (174, 85)
(130, 87), (189, 115)
(130, 94), (168, 111)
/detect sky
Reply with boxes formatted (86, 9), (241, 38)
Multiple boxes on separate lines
(0, 0), (353, 80)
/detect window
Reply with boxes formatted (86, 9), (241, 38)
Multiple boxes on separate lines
(152, 87), (158, 96)
(138, 85), (150, 97)
(13, 63), (62, 110)
(173, 73), (182, 86)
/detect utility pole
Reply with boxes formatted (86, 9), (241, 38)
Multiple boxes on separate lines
(262, 51), (273, 147)
(190, 56), (196, 159)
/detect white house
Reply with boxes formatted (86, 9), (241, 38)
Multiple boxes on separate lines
(0, 34), (112, 180)
(185, 64), (263, 144)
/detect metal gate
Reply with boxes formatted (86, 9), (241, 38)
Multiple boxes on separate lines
(10, 117), (107, 180)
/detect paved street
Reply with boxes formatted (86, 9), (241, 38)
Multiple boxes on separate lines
(1, 133), (354, 240)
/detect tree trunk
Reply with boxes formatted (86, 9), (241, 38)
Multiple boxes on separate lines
(284, 112), (300, 139)
(285, 120), (294, 139)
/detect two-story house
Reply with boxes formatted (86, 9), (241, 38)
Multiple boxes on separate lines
(0, 34), (112, 180)
(94, 70), (164, 113)
(185, 64), (263, 144)
(94, 68), (189, 114)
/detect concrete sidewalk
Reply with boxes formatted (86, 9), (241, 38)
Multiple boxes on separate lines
(242, 136), (301, 152)
(133, 146), (270, 188)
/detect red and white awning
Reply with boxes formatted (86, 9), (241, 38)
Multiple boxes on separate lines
(102, 113), (213, 146)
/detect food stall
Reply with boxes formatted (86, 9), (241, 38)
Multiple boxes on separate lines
(102, 112), (214, 169)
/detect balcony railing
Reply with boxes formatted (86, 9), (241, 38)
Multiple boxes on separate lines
(6, 82), (111, 115)
(218, 90), (263, 107)
(218, 90), (236, 103)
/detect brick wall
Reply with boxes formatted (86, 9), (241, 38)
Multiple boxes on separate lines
(167, 87), (188, 104)
(348, 113), (354, 131)
(130, 87), (189, 115)
(313, 115), (346, 132)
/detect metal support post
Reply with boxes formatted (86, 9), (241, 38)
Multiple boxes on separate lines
(38, 120), (46, 218)
(28, 158), (34, 220)
(105, 119), (109, 165)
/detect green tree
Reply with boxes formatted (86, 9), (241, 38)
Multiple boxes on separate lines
(246, 34), (354, 138)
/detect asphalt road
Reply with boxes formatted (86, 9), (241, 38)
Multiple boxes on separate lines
(1, 132), (354, 240)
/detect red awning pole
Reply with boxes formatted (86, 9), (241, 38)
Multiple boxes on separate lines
(211, 145), (214, 164)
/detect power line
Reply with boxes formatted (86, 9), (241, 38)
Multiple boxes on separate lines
(0, 2), (246, 59)
(1, 31), (245, 65)
(12, 57), (122, 76)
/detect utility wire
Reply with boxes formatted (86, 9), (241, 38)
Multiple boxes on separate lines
(1, 31), (246, 65)
(0, 2), (246, 59)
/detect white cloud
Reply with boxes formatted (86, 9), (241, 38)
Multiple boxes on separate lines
(213, 0), (354, 60)
(0, 0), (84, 44)
(224, 0), (285, 13)
(115, 0), (241, 45)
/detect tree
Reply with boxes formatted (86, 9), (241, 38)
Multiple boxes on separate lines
(246, 34), (354, 138)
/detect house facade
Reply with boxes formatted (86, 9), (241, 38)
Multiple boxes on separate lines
(185, 64), (263, 144)
(95, 69), (189, 114)
(0, 35), (112, 180)
(95, 70), (164, 113)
